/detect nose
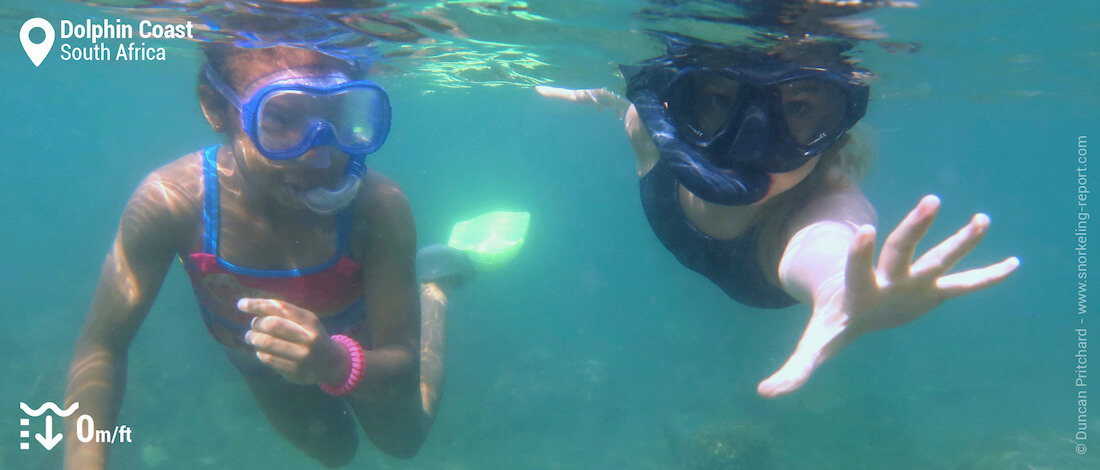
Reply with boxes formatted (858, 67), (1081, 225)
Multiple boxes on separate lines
(295, 147), (333, 169)
(725, 102), (772, 168)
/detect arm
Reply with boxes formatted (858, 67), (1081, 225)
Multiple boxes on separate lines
(348, 177), (427, 456)
(759, 189), (1019, 397)
(64, 173), (182, 469)
(776, 178), (877, 304)
(535, 86), (629, 116)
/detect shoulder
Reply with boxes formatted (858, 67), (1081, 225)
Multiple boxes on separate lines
(122, 151), (204, 245)
(782, 168), (876, 237)
(353, 168), (415, 250)
(358, 169), (412, 221)
(137, 150), (203, 195)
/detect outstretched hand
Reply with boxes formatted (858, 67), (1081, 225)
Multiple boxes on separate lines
(758, 195), (1020, 397)
(535, 86), (630, 118)
(238, 298), (350, 386)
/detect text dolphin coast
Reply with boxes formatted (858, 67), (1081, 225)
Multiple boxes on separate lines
(57, 19), (193, 62)
(60, 19), (193, 43)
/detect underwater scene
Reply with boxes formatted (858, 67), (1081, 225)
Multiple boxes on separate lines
(1, 0), (1098, 469)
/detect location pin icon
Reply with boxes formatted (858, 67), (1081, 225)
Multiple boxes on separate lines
(20, 18), (55, 67)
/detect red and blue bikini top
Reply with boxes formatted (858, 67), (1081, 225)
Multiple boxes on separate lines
(183, 145), (367, 350)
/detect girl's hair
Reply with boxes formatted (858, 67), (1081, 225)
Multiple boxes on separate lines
(645, 31), (866, 78)
(822, 123), (876, 184)
(197, 44), (357, 132)
(200, 44), (355, 93)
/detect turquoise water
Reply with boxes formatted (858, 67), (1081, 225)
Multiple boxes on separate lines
(1, 1), (1098, 468)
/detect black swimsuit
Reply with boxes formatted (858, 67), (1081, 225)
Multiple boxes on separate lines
(639, 157), (797, 309)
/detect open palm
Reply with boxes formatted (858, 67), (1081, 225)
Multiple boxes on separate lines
(758, 195), (1020, 397)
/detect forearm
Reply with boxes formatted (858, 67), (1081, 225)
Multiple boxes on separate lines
(624, 105), (660, 177)
(355, 264), (422, 403)
(418, 282), (447, 419)
(343, 293), (421, 405)
(344, 287), (439, 459)
(64, 341), (127, 470)
(353, 344), (419, 403)
(346, 323), (427, 459)
(777, 177), (876, 304)
(778, 221), (861, 304)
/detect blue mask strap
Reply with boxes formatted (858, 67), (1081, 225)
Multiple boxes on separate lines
(204, 64), (245, 111)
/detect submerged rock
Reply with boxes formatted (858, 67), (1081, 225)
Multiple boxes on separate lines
(681, 422), (774, 470)
(141, 443), (168, 468)
(955, 430), (1099, 470)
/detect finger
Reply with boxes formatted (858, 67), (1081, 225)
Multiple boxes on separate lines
(878, 195), (940, 281)
(250, 315), (316, 344)
(935, 256), (1020, 299)
(238, 298), (320, 330)
(246, 330), (310, 362)
(254, 351), (307, 383)
(845, 224), (878, 299)
(910, 213), (990, 280)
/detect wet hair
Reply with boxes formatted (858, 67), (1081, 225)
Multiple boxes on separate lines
(197, 43), (359, 132)
(200, 43), (356, 94)
(643, 31), (868, 81)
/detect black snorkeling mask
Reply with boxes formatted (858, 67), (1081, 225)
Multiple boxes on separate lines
(622, 62), (869, 205)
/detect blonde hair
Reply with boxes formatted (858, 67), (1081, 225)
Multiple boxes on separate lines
(830, 123), (877, 183)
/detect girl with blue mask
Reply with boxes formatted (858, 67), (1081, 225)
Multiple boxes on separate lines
(538, 33), (1019, 398)
(202, 60), (391, 214)
(64, 44), (470, 469)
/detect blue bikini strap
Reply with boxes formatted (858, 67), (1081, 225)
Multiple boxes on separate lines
(202, 145), (220, 255)
(200, 145), (354, 277)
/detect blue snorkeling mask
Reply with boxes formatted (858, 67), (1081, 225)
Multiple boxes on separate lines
(622, 63), (868, 205)
(205, 64), (393, 214)
(204, 64), (391, 163)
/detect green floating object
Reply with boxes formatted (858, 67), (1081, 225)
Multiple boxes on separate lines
(447, 211), (530, 271)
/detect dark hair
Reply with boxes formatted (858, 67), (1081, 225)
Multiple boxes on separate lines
(644, 31), (867, 79)
(197, 44), (360, 130)
(200, 43), (357, 93)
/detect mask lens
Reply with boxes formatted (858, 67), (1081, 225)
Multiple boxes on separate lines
(257, 89), (315, 152)
(256, 85), (388, 155)
(778, 80), (848, 147)
(667, 72), (741, 144)
(334, 87), (386, 147)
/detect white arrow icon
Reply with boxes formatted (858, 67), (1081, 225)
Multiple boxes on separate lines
(35, 415), (63, 450)
(20, 18), (55, 67)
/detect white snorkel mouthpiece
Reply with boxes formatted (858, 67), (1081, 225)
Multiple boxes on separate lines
(298, 172), (362, 215)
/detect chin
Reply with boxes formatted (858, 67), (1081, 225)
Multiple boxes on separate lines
(269, 185), (305, 210)
(755, 156), (821, 204)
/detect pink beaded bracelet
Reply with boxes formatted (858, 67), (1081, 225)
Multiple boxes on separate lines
(319, 334), (365, 396)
